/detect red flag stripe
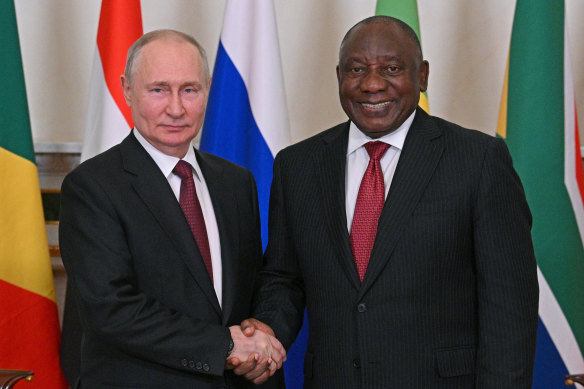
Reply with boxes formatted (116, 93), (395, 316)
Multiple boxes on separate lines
(0, 280), (66, 388)
(96, 0), (142, 128)
(573, 104), (584, 207)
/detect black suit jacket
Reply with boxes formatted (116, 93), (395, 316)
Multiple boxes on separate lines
(254, 108), (539, 388)
(60, 132), (284, 389)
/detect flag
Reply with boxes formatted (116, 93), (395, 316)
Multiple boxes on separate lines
(497, 1), (584, 387)
(199, 0), (305, 386)
(0, 1), (67, 388)
(81, 0), (142, 161)
(375, 0), (429, 113)
(59, 1), (142, 385)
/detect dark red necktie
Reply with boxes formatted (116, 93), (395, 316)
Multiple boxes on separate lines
(173, 160), (213, 282)
(350, 141), (390, 282)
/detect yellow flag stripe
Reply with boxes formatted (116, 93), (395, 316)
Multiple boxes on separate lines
(0, 146), (55, 302)
(496, 56), (509, 139)
(419, 92), (429, 113)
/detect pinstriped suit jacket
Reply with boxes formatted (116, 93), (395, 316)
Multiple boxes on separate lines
(254, 107), (538, 388)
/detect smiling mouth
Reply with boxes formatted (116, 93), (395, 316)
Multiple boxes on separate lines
(361, 101), (392, 109)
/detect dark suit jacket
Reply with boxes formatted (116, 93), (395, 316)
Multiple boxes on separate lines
(59, 132), (284, 389)
(253, 108), (539, 388)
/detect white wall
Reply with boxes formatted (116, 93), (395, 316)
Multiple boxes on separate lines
(14, 0), (584, 145)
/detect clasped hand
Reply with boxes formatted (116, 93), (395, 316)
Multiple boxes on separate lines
(226, 319), (286, 384)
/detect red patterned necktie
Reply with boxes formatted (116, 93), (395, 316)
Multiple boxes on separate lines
(173, 160), (213, 282)
(350, 141), (390, 282)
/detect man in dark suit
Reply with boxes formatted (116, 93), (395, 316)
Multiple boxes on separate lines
(59, 29), (284, 388)
(240, 16), (539, 388)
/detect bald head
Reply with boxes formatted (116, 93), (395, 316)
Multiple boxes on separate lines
(339, 16), (423, 63)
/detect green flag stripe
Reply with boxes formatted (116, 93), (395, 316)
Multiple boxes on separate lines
(505, 0), (584, 350)
(0, 1), (35, 163)
(375, 0), (421, 40)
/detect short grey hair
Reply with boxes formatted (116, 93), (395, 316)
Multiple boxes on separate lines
(124, 29), (210, 85)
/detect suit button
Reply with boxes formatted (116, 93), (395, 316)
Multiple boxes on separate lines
(203, 363), (210, 372)
(189, 360), (195, 368)
(353, 358), (361, 368)
(181, 359), (188, 367)
(357, 303), (366, 312)
(196, 362), (202, 370)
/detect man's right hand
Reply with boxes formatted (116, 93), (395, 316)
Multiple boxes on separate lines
(226, 322), (286, 384)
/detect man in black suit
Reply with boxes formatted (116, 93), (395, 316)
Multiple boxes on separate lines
(59, 29), (284, 388)
(240, 16), (539, 388)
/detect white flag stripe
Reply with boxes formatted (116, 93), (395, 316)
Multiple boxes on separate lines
(81, 49), (130, 162)
(220, 0), (290, 156)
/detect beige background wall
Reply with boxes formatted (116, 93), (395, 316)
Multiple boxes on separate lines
(15, 0), (584, 145)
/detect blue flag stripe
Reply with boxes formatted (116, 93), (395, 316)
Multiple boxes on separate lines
(201, 42), (274, 248)
(532, 318), (569, 388)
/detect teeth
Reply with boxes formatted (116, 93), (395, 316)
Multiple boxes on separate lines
(362, 101), (390, 108)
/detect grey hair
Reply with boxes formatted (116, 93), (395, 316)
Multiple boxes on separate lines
(124, 29), (210, 85)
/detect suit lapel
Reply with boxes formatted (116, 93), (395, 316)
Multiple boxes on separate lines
(317, 122), (361, 289)
(360, 108), (444, 296)
(195, 150), (239, 325)
(120, 134), (221, 315)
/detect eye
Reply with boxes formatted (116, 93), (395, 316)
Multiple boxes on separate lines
(386, 66), (400, 73)
(183, 86), (201, 94)
(350, 67), (363, 73)
(152, 88), (163, 93)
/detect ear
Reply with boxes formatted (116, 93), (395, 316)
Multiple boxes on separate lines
(419, 60), (429, 92)
(120, 75), (132, 107)
(336, 65), (341, 84)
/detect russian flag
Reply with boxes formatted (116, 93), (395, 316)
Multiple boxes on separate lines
(199, 1), (307, 387)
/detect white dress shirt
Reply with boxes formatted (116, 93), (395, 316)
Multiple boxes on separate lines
(133, 130), (223, 307)
(345, 110), (416, 232)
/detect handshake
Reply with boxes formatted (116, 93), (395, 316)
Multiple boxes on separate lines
(226, 318), (286, 385)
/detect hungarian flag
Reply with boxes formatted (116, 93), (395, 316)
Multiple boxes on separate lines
(81, 0), (142, 161)
(0, 1), (67, 388)
(375, 0), (428, 113)
(60, 1), (142, 385)
(497, 0), (584, 386)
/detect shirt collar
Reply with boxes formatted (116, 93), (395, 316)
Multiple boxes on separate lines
(133, 129), (202, 180)
(347, 109), (416, 156)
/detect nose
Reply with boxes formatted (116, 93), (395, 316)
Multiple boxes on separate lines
(360, 69), (387, 93)
(166, 92), (185, 117)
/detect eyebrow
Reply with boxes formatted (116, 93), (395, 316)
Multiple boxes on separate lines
(147, 81), (202, 88)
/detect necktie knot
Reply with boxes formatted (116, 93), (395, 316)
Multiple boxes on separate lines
(364, 141), (390, 161)
(173, 160), (193, 181)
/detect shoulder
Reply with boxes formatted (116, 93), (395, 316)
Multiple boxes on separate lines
(417, 111), (505, 158)
(196, 149), (253, 178)
(195, 149), (258, 194)
(63, 143), (124, 187)
(276, 121), (349, 159)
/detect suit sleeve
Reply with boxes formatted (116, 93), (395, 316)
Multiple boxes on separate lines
(253, 152), (306, 350)
(59, 168), (232, 377)
(473, 137), (539, 388)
